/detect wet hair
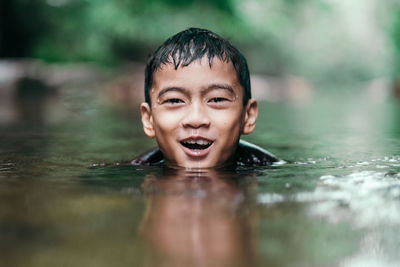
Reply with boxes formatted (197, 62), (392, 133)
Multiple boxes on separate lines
(144, 27), (251, 106)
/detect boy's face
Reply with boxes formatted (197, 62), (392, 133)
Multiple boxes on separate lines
(140, 57), (258, 169)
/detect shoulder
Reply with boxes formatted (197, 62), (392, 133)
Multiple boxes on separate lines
(130, 140), (281, 167)
(130, 147), (164, 166)
(234, 139), (281, 166)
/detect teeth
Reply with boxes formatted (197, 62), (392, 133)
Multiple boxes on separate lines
(184, 139), (211, 145)
(197, 140), (208, 145)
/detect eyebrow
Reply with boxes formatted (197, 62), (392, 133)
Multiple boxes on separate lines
(204, 83), (235, 95)
(157, 87), (188, 99)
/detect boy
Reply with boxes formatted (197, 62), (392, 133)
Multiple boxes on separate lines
(132, 28), (279, 168)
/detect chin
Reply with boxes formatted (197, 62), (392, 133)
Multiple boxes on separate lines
(169, 159), (217, 169)
(182, 162), (214, 170)
(183, 158), (233, 169)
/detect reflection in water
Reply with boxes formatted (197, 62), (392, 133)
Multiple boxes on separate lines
(140, 168), (258, 267)
(0, 77), (58, 177)
(1, 67), (400, 266)
(13, 77), (58, 126)
(0, 78), (59, 266)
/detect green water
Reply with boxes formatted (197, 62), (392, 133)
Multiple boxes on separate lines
(1, 77), (400, 267)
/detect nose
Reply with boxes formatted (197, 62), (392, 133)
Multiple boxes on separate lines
(181, 101), (210, 129)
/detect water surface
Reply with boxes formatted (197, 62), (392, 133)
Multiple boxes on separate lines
(1, 75), (400, 267)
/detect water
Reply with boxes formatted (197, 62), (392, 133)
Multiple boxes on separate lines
(1, 73), (400, 267)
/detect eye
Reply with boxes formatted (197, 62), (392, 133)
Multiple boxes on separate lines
(209, 97), (228, 103)
(163, 98), (185, 104)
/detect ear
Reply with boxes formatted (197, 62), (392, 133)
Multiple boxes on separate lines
(242, 99), (258, 135)
(140, 102), (155, 138)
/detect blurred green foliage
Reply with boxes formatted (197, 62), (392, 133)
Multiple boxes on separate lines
(389, 1), (400, 77)
(1, 0), (399, 80)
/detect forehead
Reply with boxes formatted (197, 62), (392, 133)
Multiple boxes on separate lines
(151, 57), (242, 94)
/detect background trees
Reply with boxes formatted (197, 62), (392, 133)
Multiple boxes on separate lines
(1, 0), (399, 82)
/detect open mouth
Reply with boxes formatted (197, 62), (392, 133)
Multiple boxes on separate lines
(180, 139), (213, 150)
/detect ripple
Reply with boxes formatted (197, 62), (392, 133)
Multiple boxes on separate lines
(257, 171), (400, 228)
(0, 162), (15, 172)
(311, 171), (400, 228)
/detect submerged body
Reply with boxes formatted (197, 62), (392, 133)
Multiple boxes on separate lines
(131, 139), (280, 167)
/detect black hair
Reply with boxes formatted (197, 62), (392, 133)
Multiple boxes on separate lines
(144, 27), (251, 106)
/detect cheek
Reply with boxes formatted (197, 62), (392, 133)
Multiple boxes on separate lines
(153, 109), (182, 132)
(211, 109), (243, 131)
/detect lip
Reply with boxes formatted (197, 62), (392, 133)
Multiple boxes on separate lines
(179, 136), (214, 158)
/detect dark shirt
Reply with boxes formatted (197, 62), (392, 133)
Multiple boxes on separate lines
(130, 140), (281, 167)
